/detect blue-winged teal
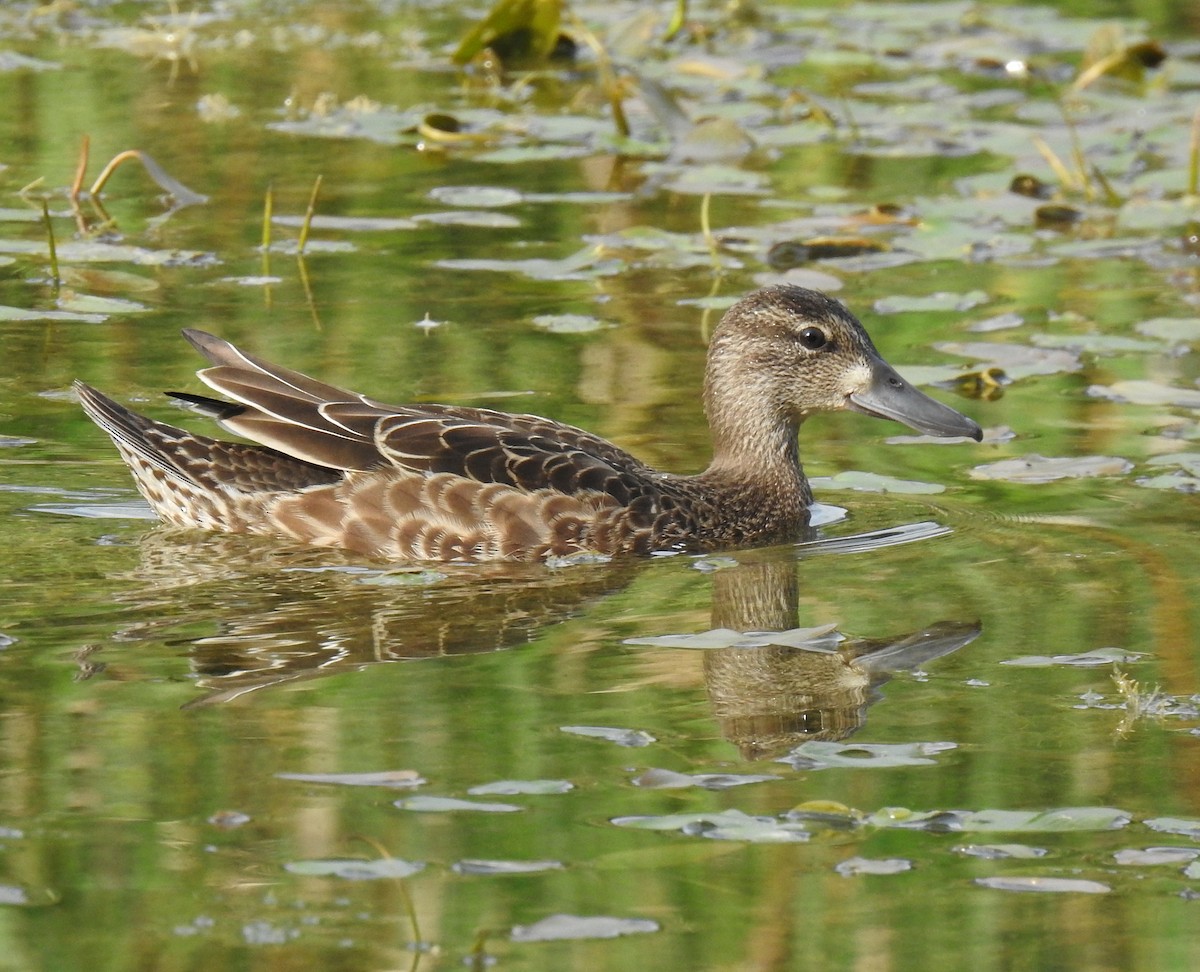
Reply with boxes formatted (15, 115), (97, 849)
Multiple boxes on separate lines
(75, 286), (981, 561)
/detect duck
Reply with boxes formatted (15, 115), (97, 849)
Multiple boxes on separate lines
(75, 285), (981, 562)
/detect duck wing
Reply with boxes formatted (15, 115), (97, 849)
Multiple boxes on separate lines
(180, 329), (658, 504)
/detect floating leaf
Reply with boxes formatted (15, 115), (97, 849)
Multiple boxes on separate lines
(272, 214), (418, 232)
(632, 768), (780, 790)
(277, 770), (425, 788)
(871, 806), (1130, 833)
(975, 876), (1110, 894)
(437, 247), (622, 280)
(531, 313), (605, 334)
(1134, 318), (1200, 342)
(934, 341), (1081, 380)
(1029, 333), (1161, 355)
(511, 913), (659, 942)
(468, 779), (573, 795)
(1136, 471), (1200, 492)
(413, 210), (521, 228)
(1001, 647), (1145, 668)
(285, 858), (425, 880)
(968, 312), (1025, 333)
(835, 857), (913, 876)
(970, 455), (1132, 483)
(1087, 381), (1200, 409)
(1144, 817), (1200, 839)
(955, 844), (1048, 859)
(427, 185), (522, 207)
(779, 741), (957, 771)
(56, 292), (150, 314)
(874, 291), (990, 314)
(810, 471), (946, 494)
(394, 795), (522, 813)
(560, 725), (655, 748)
(1113, 847), (1199, 866)
(453, 859), (563, 875)
(0, 304), (106, 324)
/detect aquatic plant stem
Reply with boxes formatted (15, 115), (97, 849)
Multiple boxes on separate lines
(663, 0), (687, 42)
(297, 174), (322, 255)
(41, 198), (59, 295)
(1032, 135), (1078, 193)
(261, 182), (273, 251)
(700, 192), (716, 258)
(353, 835), (423, 957)
(570, 17), (630, 138)
(70, 135), (90, 201)
(1057, 101), (1094, 200)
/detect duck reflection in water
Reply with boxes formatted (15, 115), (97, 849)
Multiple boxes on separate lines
(699, 556), (978, 760)
(94, 521), (978, 758)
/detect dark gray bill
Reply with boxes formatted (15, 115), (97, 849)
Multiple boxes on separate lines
(848, 359), (982, 441)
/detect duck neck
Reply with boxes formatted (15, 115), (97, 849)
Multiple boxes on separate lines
(700, 381), (811, 507)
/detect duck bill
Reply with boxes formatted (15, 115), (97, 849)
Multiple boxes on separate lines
(848, 359), (982, 441)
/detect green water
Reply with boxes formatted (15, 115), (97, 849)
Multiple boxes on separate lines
(1, 1), (1199, 968)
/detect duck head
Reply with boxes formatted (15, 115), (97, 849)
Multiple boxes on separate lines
(704, 286), (983, 446)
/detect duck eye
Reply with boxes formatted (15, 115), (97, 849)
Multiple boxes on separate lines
(798, 327), (828, 350)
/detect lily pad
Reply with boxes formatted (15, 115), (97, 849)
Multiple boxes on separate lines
(468, 779), (573, 795)
(778, 741), (957, 771)
(56, 293), (150, 314)
(1001, 647), (1145, 668)
(284, 858), (425, 879)
(273, 214), (418, 232)
(1087, 381), (1200, 409)
(870, 806), (1130, 833)
(437, 247), (622, 281)
(970, 455), (1133, 483)
(610, 808), (818, 842)
(975, 876), (1110, 894)
(935, 341), (1081, 380)
(874, 290), (990, 314)
(427, 185), (521, 207)
(1144, 817), (1200, 839)
(453, 859), (564, 875)
(511, 914), (659, 942)
(835, 857), (913, 876)
(632, 768), (780, 790)
(394, 795), (522, 813)
(0, 304), (107, 324)
(413, 210), (522, 228)
(955, 844), (1048, 859)
(1113, 847), (1199, 866)
(561, 725), (655, 748)
(809, 471), (946, 494)
(1135, 318), (1200, 342)
(531, 313), (605, 334)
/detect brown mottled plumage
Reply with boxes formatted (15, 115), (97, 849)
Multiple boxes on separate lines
(75, 286), (981, 562)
